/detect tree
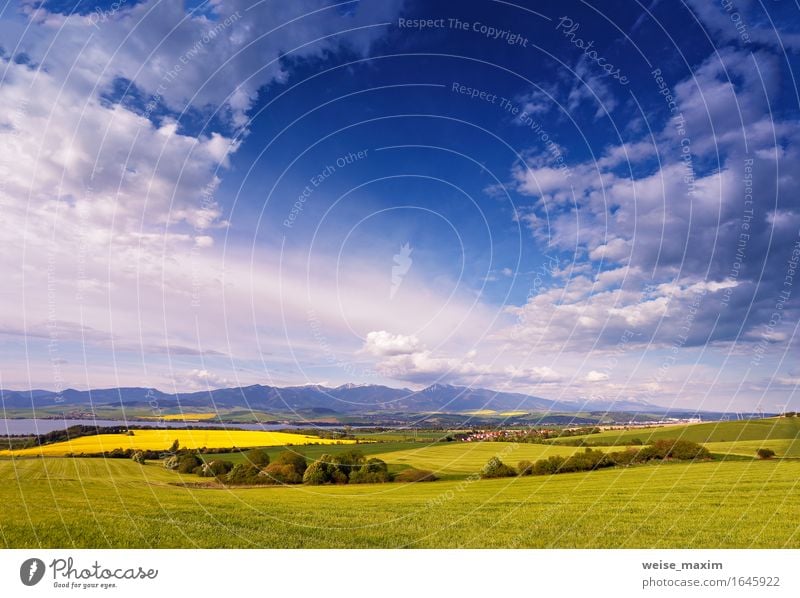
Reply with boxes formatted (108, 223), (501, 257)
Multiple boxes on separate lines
(272, 450), (307, 475)
(244, 448), (270, 468)
(168, 439), (180, 453)
(756, 448), (776, 460)
(177, 454), (203, 474)
(262, 463), (304, 484)
(640, 439), (710, 461)
(303, 459), (333, 485)
(480, 456), (516, 479)
(349, 458), (391, 483)
(532, 455), (565, 475)
(517, 460), (534, 476)
(200, 460), (234, 477)
(331, 449), (365, 477)
(226, 463), (261, 484)
(131, 451), (146, 465)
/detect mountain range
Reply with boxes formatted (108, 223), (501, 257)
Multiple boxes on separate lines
(0, 383), (662, 414)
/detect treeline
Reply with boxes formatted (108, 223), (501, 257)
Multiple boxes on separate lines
(481, 439), (712, 479)
(65, 445), (254, 459)
(154, 448), (437, 486)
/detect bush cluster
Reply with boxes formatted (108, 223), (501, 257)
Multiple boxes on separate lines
(483, 439), (711, 480)
(221, 450), (310, 485)
(162, 448), (398, 486)
(303, 450), (391, 485)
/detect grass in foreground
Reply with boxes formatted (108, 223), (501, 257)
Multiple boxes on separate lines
(0, 457), (798, 548)
(0, 429), (355, 456)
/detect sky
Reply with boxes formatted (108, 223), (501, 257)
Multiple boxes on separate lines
(1, 0), (799, 412)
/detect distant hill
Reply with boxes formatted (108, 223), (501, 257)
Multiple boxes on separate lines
(0, 383), (667, 414)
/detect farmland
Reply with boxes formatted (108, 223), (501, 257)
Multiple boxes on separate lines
(1, 417), (798, 548)
(143, 413), (219, 421)
(0, 429), (355, 457)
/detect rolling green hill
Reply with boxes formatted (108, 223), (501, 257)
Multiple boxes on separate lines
(1, 457), (798, 548)
(552, 417), (800, 445)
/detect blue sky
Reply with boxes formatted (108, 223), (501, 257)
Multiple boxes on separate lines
(1, 0), (799, 411)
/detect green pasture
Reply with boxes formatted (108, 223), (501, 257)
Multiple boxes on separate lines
(1, 457), (798, 548)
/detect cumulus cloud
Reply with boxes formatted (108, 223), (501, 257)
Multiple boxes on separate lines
(0, 0), (411, 390)
(361, 331), (421, 356)
(506, 46), (800, 355)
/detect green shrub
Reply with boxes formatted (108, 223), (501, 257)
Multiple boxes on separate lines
(607, 448), (641, 466)
(225, 463), (262, 484)
(559, 449), (611, 473)
(756, 448), (776, 460)
(517, 460), (534, 476)
(532, 455), (565, 475)
(177, 454), (203, 474)
(641, 439), (710, 461)
(131, 451), (146, 465)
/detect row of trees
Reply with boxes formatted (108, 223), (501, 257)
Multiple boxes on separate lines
(156, 448), (436, 486)
(481, 439), (713, 479)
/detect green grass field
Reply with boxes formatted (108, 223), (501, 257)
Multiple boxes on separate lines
(553, 417), (800, 445)
(1, 456), (798, 548)
(370, 442), (617, 479)
(705, 438), (800, 458)
(2, 418), (798, 548)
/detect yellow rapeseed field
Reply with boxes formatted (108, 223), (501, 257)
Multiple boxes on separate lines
(0, 429), (354, 457)
(141, 413), (219, 421)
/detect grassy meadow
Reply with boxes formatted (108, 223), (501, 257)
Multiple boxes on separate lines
(555, 417), (800, 445)
(0, 456), (798, 548)
(1, 417), (798, 548)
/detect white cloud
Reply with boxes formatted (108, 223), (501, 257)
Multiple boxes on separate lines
(585, 370), (609, 382)
(0, 0), (415, 391)
(177, 369), (230, 390)
(362, 331), (421, 356)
